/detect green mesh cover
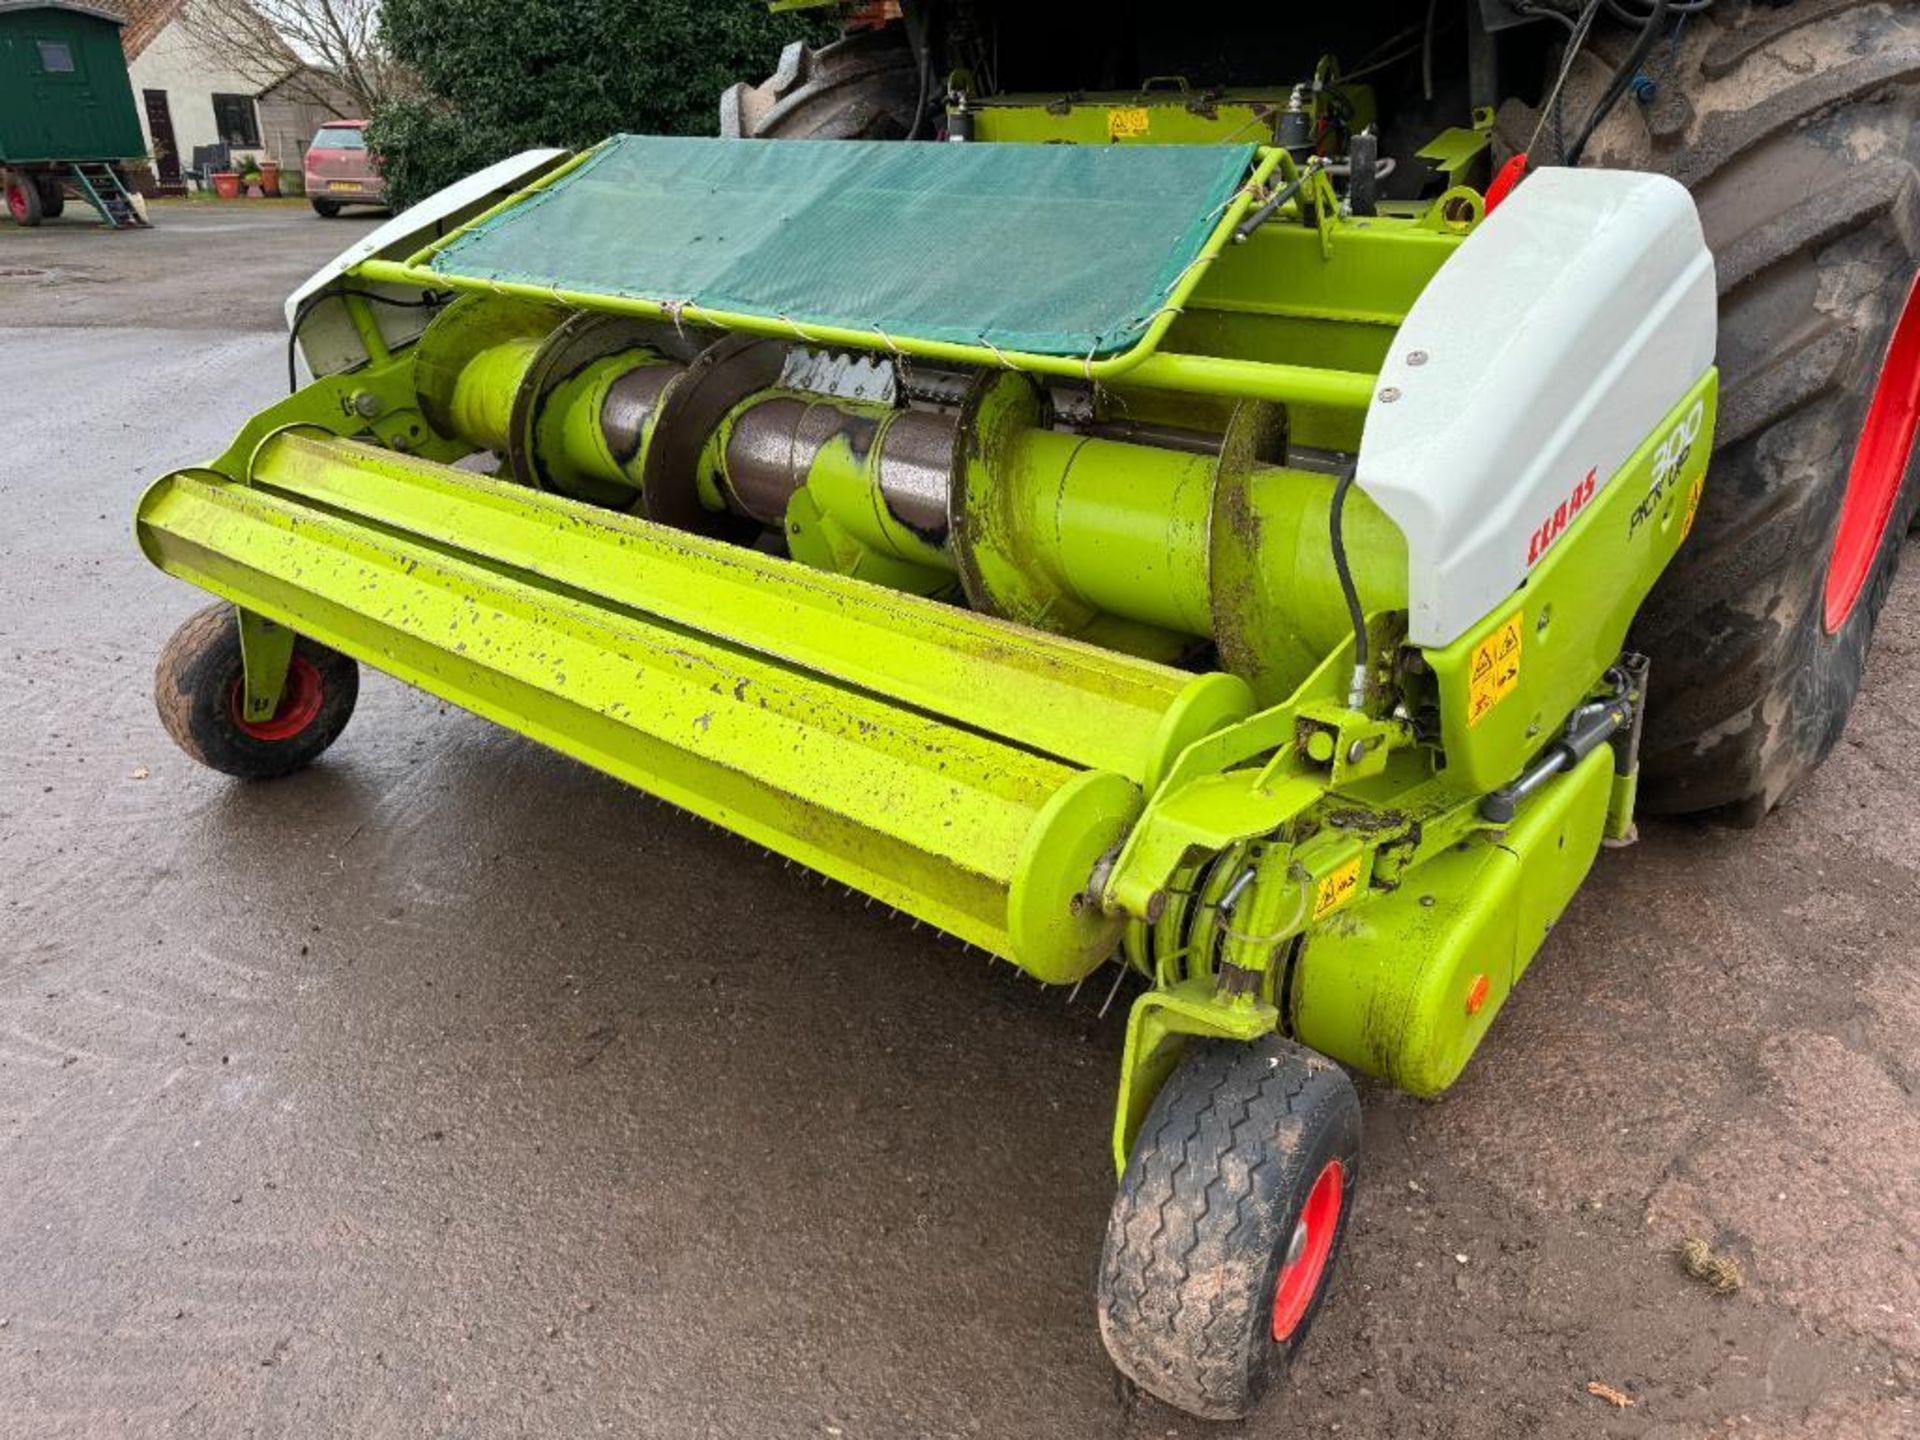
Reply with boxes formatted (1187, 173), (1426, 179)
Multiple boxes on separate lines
(426, 135), (1256, 358)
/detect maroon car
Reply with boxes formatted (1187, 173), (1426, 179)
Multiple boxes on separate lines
(303, 120), (385, 217)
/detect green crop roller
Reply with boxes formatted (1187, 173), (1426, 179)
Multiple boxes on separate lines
(139, 130), (1718, 1418)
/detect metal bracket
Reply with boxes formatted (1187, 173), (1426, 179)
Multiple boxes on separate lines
(235, 609), (295, 723)
(1112, 978), (1277, 1175)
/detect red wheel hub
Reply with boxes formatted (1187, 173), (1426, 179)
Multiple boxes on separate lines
(1271, 1159), (1345, 1343)
(6, 183), (28, 223)
(1825, 270), (1920, 632)
(228, 655), (325, 741)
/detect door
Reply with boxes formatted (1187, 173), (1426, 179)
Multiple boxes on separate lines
(143, 89), (179, 184)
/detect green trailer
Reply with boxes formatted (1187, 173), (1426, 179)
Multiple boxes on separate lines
(0, 0), (150, 228)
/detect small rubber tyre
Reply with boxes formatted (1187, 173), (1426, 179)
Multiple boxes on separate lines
(154, 603), (358, 780)
(310, 197), (342, 218)
(6, 176), (43, 227)
(1098, 1036), (1362, 1421)
(34, 176), (64, 219)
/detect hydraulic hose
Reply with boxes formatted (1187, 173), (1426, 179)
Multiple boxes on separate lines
(1330, 463), (1370, 707)
(1565, 0), (1670, 166)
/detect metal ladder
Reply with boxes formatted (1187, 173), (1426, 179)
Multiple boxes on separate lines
(69, 162), (149, 229)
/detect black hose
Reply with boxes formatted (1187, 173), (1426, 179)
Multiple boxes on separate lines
(1329, 463), (1369, 695)
(1565, 0), (1670, 165)
(287, 287), (446, 394)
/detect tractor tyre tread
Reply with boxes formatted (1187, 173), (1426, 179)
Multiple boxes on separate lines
(719, 26), (919, 141)
(1569, 0), (1920, 818)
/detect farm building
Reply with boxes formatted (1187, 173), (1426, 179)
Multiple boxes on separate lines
(120, 0), (353, 192)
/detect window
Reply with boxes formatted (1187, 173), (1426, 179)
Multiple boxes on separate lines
(36, 40), (74, 73)
(311, 126), (367, 151)
(211, 93), (260, 148)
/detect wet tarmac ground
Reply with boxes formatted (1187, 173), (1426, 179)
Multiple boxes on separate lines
(2, 203), (1916, 1438)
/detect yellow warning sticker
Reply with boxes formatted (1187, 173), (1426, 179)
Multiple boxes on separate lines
(1107, 106), (1151, 140)
(1312, 855), (1363, 921)
(1467, 610), (1524, 728)
(1681, 473), (1705, 541)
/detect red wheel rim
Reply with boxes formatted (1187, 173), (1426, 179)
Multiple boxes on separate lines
(1824, 271), (1920, 632)
(1271, 1159), (1345, 1343)
(6, 184), (27, 223)
(228, 655), (325, 741)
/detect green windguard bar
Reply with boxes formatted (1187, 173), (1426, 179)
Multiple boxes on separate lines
(411, 135), (1262, 361)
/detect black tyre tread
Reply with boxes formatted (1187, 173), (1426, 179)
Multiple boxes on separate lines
(1713, 326), (1851, 449)
(1672, 49), (1920, 189)
(719, 27), (919, 141)
(1575, 0), (1920, 816)
(1704, 0), (1879, 80)
(1098, 1038), (1360, 1420)
(1714, 158), (1908, 296)
(154, 602), (358, 780)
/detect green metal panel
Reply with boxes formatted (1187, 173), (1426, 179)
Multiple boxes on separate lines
(1424, 372), (1718, 793)
(0, 7), (144, 164)
(1288, 743), (1616, 1094)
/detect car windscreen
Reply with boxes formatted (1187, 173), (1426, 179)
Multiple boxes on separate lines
(312, 128), (367, 150)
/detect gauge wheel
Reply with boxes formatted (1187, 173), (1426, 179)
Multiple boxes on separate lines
(1097, 1036), (1362, 1420)
(154, 603), (359, 780)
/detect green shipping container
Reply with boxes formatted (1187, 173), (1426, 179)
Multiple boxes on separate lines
(0, 1), (145, 165)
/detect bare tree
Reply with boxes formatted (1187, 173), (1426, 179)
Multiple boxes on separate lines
(180, 0), (410, 119)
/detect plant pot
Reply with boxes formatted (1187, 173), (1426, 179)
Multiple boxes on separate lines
(259, 163), (281, 197)
(211, 171), (239, 200)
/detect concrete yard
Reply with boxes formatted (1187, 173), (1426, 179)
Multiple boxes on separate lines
(1, 201), (1916, 1439)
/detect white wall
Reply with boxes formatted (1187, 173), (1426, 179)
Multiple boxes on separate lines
(127, 16), (269, 174)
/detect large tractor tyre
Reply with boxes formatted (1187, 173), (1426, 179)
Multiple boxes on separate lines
(154, 603), (359, 780)
(1097, 1037), (1362, 1421)
(34, 176), (64, 219)
(6, 175), (43, 227)
(1541, 1), (1920, 819)
(720, 26), (921, 140)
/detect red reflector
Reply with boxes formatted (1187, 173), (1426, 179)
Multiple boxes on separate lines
(1465, 973), (1491, 1016)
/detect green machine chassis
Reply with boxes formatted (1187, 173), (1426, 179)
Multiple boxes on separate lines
(136, 131), (1714, 1415)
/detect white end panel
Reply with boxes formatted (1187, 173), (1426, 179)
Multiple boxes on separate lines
(1356, 167), (1716, 647)
(286, 149), (568, 379)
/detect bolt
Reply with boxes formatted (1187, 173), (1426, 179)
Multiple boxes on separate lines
(1629, 73), (1657, 105)
(1406, 350), (1428, 367)
(1419, 895), (1436, 908)
(1346, 739), (1367, 764)
(1378, 386), (1401, 404)
(351, 390), (382, 418)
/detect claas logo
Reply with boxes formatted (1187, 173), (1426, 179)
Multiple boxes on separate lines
(1527, 468), (1598, 566)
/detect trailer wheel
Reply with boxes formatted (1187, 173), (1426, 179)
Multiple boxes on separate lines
(34, 177), (64, 219)
(1560, 2), (1920, 818)
(1097, 1037), (1361, 1421)
(311, 198), (342, 218)
(6, 177), (42, 227)
(154, 603), (358, 780)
